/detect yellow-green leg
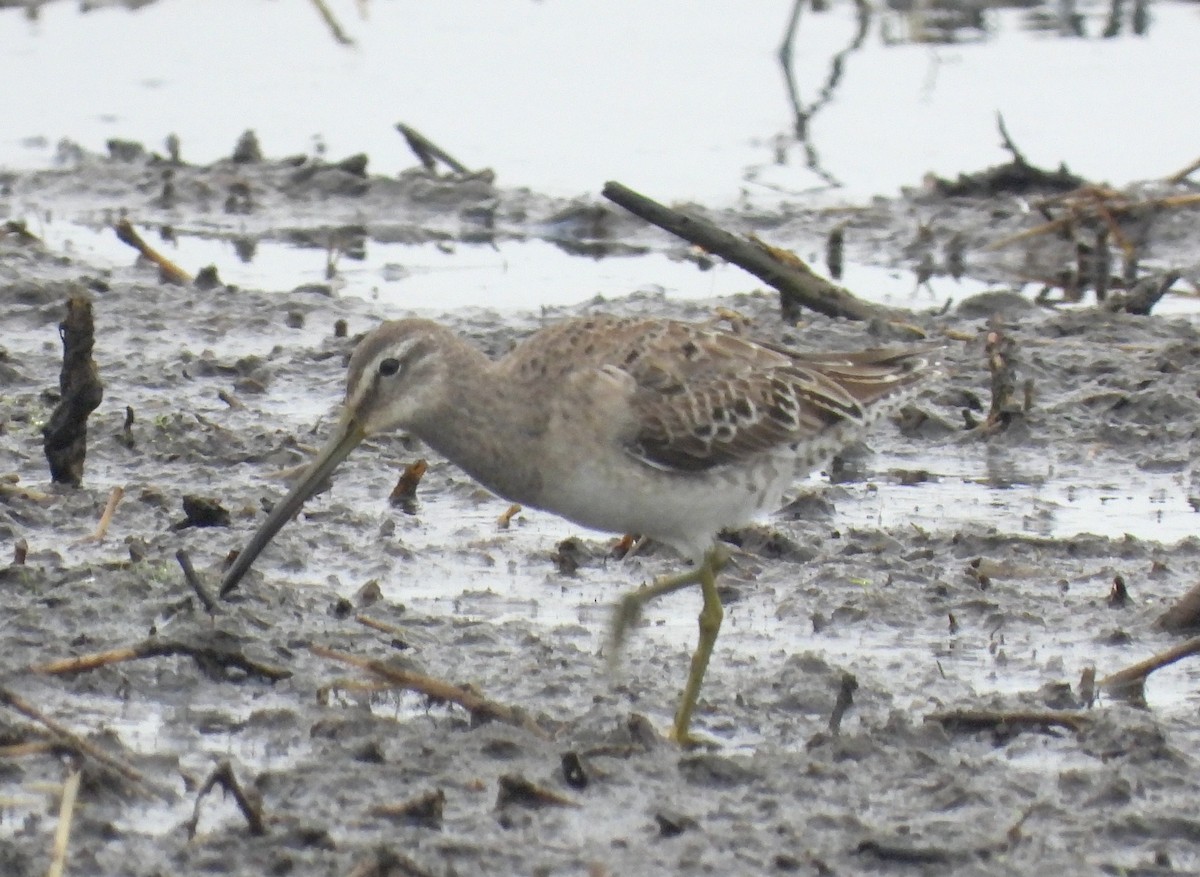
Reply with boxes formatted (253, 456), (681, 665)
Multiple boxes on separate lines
(609, 546), (729, 745)
(670, 550), (725, 744)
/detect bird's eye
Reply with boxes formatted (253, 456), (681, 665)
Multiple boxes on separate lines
(378, 357), (400, 377)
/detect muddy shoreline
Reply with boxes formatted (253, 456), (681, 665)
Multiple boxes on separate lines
(4, 145), (1200, 875)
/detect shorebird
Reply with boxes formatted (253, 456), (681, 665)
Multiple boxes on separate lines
(219, 314), (941, 743)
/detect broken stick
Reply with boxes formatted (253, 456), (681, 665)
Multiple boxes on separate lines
(1098, 635), (1200, 703)
(0, 685), (173, 801)
(974, 326), (1023, 434)
(601, 181), (895, 323)
(310, 645), (549, 737)
(114, 220), (193, 285)
(45, 764), (82, 877)
(389, 459), (427, 509)
(308, 0), (354, 46)
(43, 295), (104, 486)
(1156, 580), (1200, 633)
(185, 761), (265, 838)
(396, 123), (472, 176)
(74, 485), (124, 545)
(1166, 155), (1200, 185)
(176, 549), (219, 614)
(926, 708), (1088, 734)
(28, 638), (290, 682)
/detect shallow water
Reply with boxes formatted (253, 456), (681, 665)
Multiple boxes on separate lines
(3, 0), (1199, 203)
(26, 214), (1003, 309)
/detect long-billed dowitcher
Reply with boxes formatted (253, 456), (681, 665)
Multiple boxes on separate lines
(219, 314), (941, 743)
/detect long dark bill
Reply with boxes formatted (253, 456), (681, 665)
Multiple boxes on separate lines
(219, 415), (366, 597)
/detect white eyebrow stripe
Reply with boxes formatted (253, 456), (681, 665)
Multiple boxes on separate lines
(371, 338), (422, 376)
(347, 337), (424, 409)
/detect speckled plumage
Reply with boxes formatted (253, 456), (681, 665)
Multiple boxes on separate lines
(343, 314), (939, 558)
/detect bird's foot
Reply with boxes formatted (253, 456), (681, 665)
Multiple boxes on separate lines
(667, 720), (718, 749)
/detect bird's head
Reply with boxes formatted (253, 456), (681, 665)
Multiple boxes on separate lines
(342, 319), (451, 437)
(219, 319), (452, 597)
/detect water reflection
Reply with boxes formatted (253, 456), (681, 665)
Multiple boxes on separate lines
(768, 0), (1161, 195)
(775, 0), (874, 188)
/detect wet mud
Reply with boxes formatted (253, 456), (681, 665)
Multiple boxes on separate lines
(4, 145), (1200, 876)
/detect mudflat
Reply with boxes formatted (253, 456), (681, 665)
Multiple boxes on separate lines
(3, 144), (1200, 876)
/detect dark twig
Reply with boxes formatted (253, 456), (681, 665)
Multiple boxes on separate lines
(396, 124), (471, 175)
(825, 223), (845, 280)
(308, 0), (354, 46)
(1107, 574), (1130, 607)
(995, 112), (1028, 166)
(186, 760), (265, 838)
(602, 181), (895, 322)
(176, 549), (219, 614)
(1092, 225), (1112, 301)
(1078, 666), (1097, 708)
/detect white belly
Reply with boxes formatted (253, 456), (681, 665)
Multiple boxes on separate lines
(534, 453), (798, 562)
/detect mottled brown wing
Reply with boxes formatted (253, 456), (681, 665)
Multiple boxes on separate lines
(626, 336), (942, 472)
(498, 314), (939, 473)
(499, 314), (679, 383)
(499, 315), (803, 457)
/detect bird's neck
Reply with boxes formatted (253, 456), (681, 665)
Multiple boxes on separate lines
(410, 341), (547, 506)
